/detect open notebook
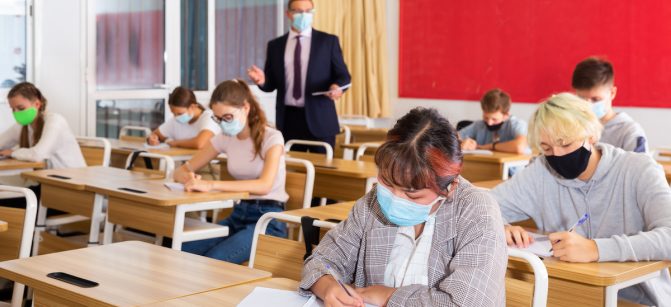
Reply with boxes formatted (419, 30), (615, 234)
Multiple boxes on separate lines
(512, 232), (552, 258)
(462, 149), (493, 155)
(237, 287), (377, 307)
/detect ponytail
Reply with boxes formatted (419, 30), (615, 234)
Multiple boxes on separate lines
(8, 82), (48, 148)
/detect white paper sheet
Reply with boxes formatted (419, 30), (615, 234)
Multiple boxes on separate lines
(237, 287), (378, 307)
(163, 182), (185, 191)
(462, 149), (494, 155)
(513, 232), (552, 258)
(311, 83), (352, 96)
(144, 143), (170, 149)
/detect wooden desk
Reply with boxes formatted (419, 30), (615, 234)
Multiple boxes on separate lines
(662, 164), (671, 183)
(0, 220), (7, 232)
(0, 158), (45, 176)
(99, 138), (198, 168)
(0, 241), (271, 306)
(285, 152), (377, 201)
(508, 257), (669, 307)
(86, 178), (248, 250)
(283, 201), (355, 221)
(22, 167), (164, 248)
(145, 277), (298, 306)
(461, 152), (531, 181)
(471, 179), (504, 190)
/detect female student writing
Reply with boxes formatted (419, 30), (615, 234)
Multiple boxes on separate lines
(147, 86), (221, 149)
(492, 93), (671, 306)
(0, 82), (85, 182)
(173, 79), (287, 264)
(300, 108), (507, 307)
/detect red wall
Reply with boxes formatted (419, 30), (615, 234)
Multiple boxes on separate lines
(399, 0), (671, 108)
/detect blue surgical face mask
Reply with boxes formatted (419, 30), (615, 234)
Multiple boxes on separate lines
(376, 184), (446, 226)
(292, 12), (313, 32)
(175, 112), (193, 124)
(591, 100), (608, 119)
(219, 109), (246, 136)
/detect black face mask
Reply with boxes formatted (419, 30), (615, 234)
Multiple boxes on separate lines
(485, 121), (504, 131)
(545, 144), (592, 179)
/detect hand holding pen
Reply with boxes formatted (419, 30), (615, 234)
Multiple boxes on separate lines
(322, 263), (364, 307)
(548, 213), (599, 262)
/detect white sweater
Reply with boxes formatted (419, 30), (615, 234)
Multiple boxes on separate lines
(0, 112), (86, 169)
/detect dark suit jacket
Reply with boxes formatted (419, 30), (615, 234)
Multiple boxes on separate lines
(258, 29), (351, 138)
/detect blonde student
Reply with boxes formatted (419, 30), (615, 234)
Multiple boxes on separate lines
(173, 79), (287, 264)
(300, 108), (507, 307)
(147, 86), (221, 149)
(492, 93), (671, 306)
(460, 88), (530, 154)
(572, 57), (648, 153)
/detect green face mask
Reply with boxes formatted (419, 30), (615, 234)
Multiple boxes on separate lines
(13, 107), (38, 126)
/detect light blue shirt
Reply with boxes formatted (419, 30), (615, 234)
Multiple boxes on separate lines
(459, 115), (528, 146)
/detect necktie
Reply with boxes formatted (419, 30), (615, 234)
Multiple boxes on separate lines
(293, 36), (302, 100)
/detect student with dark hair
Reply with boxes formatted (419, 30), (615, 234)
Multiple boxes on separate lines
(572, 57), (648, 153)
(147, 86), (220, 149)
(300, 107), (507, 307)
(460, 88), (529, 154)
(173, 80), (287, 264)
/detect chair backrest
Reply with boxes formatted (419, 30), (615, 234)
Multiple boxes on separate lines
(285, 140), (334, 160)
(339, 115), (373, 128)
(285, 157), (315, 211)
(119, 126), (152, 142)
(249, 212), (337, 279)
(334, 125), (351, 159)
(124, 152), (175, 179)
(77, 136), (112, 167)
(0, 186), (38, 307)
(506, 248), (548, 307)
(355, 142), (381, 162)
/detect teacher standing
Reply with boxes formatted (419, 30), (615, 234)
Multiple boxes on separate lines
(248, 0), (351, 152)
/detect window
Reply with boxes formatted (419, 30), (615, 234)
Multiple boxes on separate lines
(96, 99), (164, 138)
(95, 0), (165, 90)
(0, 0), (27, 88)
(214, 0), (288, 83)
(180, 0), (208, 90)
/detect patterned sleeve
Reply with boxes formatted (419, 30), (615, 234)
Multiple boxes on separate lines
(387, 190), (508, 307)
(299, 193), (371, 296)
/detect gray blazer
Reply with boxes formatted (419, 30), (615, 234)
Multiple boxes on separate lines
(299, 177), (508, 306)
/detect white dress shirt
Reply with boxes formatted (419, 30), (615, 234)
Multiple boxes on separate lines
(284, 27), (312, 107)
(383, 213), (436, 287)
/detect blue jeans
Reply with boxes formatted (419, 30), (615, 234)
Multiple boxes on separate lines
(182, 199), (286, 264)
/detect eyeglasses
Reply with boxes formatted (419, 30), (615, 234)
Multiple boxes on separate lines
(210, 109), (240, 124)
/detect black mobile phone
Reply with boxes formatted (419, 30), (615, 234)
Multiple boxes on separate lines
(47, 272), (99, 288)
(47, 174), (71, 180)
(118, 187), (147, 194)
(314, 165), (337, 169)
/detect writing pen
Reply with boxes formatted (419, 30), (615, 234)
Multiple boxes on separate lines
(549, 213), (589, 252)
(325, 263), (353, 297)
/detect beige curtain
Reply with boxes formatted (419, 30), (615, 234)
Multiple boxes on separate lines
(312, 0), (390, 118)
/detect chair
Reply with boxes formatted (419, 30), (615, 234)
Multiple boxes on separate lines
(339, 115), (373, 128)
(336, 125), (352, 159)
(77, 136), (112, 167)
(119, 125), (152, 142)
(285, 140), (334, 160)
(284, 157), (315, 239)
(248, 212), (337, 280)
(506, 248), (549, 307)
(124, 152), (175, 179)
(456, 120), (473, 131)
(0, 186), (38, 307)
(355, 142), (381, 162)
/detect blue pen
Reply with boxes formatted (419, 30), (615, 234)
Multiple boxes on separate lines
(549, 213), (589, 252)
